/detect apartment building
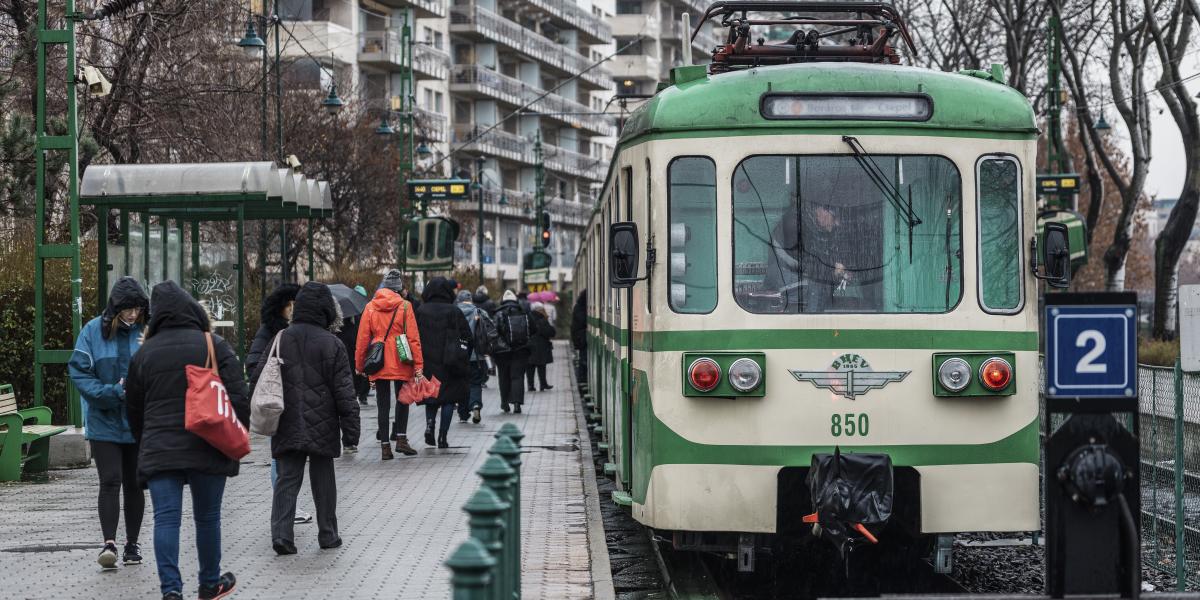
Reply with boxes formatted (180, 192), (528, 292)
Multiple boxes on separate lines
(609, 0), (717, 96)
(279, 0), (615, 287)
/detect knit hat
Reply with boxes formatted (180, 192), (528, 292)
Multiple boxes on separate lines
(456, 290), (473, 303)
(530, 301), (544, 313)
(502, 290), (517, 302)
(379, 269), (404, 293)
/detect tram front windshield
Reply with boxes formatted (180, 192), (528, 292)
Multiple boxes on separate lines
(733, 155), (962, 314)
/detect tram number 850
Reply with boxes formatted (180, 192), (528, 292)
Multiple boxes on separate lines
(831, 413), (870, 437)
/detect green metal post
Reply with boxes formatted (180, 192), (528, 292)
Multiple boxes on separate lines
(1175, 357), (1186, 590)
(34, 0), (82, 423)
(489, 436), (522, 599)
(237, 205), (246, 360)
(281, 221), (289, 283)
(446, 538), (496, 600)
(177, 220), (185, 285)
(160, 217), (169, 282)
(464, 486), (509, 600)
(190, 220), (200, 290)
(478, 456), (515, 599)
(97, 211), (108, 310)
(141, 211), (150, 285)
(534, 132), (544, 252)
(121, 209), (130, 276)
(495, 423), (524, 447)
(307, 217), (315, 281)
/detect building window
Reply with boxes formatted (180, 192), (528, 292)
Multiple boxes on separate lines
(615, 37), (643, 55)
(434, 91), (444, 114)
(434, 31), (444, 50)
(616, 0), (642, 14)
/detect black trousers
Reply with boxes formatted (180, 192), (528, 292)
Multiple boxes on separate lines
(271, 452), (339, 547)
(494, 352), (528, 409)
(526, 364), (549, 389)
(374, 379), (410, 442)
(424, 402), (455, 439)
(90, 440), (145, 544)
(353, 373), (370, 403)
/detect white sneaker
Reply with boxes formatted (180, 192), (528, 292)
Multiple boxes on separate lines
(97, 542), (118, 569)
(343, 445), (358, 454)
(294, 510), (313, 525)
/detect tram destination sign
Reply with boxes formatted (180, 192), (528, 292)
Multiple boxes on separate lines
(408, 179), (470, 202)
(1043, 292), (1138, 408)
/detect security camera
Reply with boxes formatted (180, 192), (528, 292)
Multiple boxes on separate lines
(79, 66), (112, 97)
(285, 155), (302, 172)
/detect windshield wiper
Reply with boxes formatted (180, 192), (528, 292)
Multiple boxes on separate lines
(842, 135), (922, 262)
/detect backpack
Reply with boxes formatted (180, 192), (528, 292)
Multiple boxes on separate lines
(496, 307), (530, 352)
(472, 310), (500, 356)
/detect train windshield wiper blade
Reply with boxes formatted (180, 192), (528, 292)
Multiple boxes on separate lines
(841, 135), (922, 228)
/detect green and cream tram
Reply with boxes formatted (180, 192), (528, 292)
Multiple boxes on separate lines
(574, 1), (1077, 574)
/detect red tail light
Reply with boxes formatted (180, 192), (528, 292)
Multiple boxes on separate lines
(979, 357), (1013, 391)
(688, 358), (721, 392)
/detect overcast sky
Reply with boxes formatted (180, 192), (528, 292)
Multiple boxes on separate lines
(1142, 54), (1199, 200)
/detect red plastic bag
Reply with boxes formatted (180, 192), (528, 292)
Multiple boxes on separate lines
(398, 376), (441, 405)
(185, 333), (251, 460)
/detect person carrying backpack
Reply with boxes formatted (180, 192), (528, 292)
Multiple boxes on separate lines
(491, 290), (531, 414)
(455, 290), (492, 423)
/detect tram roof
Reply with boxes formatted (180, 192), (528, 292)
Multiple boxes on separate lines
(619, 62), (1038, 144)
(80, 162), (332, 219)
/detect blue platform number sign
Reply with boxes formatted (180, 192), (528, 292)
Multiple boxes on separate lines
(1045, 304), (1137, 398)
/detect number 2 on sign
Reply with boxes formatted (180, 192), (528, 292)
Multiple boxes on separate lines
(1075, 329), (1108, 374)
(831, 413), (870, 437)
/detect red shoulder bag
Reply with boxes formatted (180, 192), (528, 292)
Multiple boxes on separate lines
(185, 333), (251, 460)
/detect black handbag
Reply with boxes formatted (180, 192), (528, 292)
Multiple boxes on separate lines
(362, 307), (399, 376)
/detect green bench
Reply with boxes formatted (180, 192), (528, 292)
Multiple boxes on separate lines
(0, 384), (68, 482)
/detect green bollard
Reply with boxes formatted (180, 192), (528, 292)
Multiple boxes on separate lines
(446, 537), (496, 600)
(489, 436), (523, 600)
(478, 455), (516, 600)
(464, 486), (509, 600)
(495, 422), (524, 447)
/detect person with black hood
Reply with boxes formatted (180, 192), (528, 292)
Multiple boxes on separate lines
(415, 278), (472, 448)
(525, 301), (556, 392)
(69, 276), (150, 569)
(126, 280), (246, 600)
(245, 283), (300, 377)
(244, 283), (313, 525)
(492, 290), (532, 413)
(251, 282), (359, 555)
(571, 289), (588, 386)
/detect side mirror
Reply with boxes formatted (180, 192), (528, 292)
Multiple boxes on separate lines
(1036, 222), (1071, 289)
(610, 221), (640, 288)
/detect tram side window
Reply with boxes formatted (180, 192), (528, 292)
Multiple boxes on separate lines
(977, 157), (1022, 312)
(732, 155), (962, 314)
(668, 157), (717, 313)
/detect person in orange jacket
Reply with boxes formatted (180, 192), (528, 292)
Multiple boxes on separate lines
(355, 270), (425, 460)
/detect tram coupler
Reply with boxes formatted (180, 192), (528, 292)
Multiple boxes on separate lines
(805, 448), (894, 561)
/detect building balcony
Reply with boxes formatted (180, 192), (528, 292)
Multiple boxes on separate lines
(372, 0), (445, 19)
(449, 6), (610, 90)
(611, 54), (662, 82)
(413, 106), (448, 143)
(413, 43), (450, 80)
(281, 21), (357, 66)
(450, 64), (616, 137)
(358, 30), (404, 70)
(543, 143), (607, 182)
(451, 124), (532, 164)
(474, 188), (591, 227)
(611, 13), (660, 39)
(520, 0), (612, 44)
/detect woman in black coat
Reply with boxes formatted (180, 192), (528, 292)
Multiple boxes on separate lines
(525, 303), (557, 392)
(415, 277), (472, 448)
(125, 280), (247, 600)
(245, 283), (300, 376)
(250, 282), (359, 555)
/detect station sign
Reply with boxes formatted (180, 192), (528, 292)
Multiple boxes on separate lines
(1037, 174), (1080, 196)
(408, 179), (470, 202)
(1044, 293), (1137, 401)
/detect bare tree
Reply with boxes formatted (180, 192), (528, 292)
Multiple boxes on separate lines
(1055, 0), (1156, 291)
(1145, 0), (1199, 337)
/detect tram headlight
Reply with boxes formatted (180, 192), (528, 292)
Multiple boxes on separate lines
(688, 357), (722, 392)
(979, 357), (1013, 391)
(727, 358), (763, 392)
(937, 357), (972, 393)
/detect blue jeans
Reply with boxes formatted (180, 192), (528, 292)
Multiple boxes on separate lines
(460, 360), (486, 419)
(147, 471), (227, 596)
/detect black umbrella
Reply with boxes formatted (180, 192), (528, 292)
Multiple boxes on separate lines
(328, 283), (369, 317)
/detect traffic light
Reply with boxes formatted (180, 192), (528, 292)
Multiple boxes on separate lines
(538, 212), (552, 246)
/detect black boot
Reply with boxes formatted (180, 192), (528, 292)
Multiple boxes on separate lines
(425, 420), (436, 446)
(438, 433), (449, 449)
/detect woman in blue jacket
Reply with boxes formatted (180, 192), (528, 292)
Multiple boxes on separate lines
(68, 276), (149, 570)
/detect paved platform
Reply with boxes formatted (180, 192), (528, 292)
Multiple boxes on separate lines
(0, 341), (600, 599)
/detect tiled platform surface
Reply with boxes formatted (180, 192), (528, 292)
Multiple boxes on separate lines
(0, 341), (596, 599)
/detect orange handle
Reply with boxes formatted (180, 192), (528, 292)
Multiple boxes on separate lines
(852, 523), (879, 544)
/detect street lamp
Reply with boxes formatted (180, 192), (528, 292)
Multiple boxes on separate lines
(415, 140), (433, 159)
(237, 20), (265, 59)
(375, 115), (396, 136)
(322, 83), (345, 116)
(1094, 113), (1112, 132)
